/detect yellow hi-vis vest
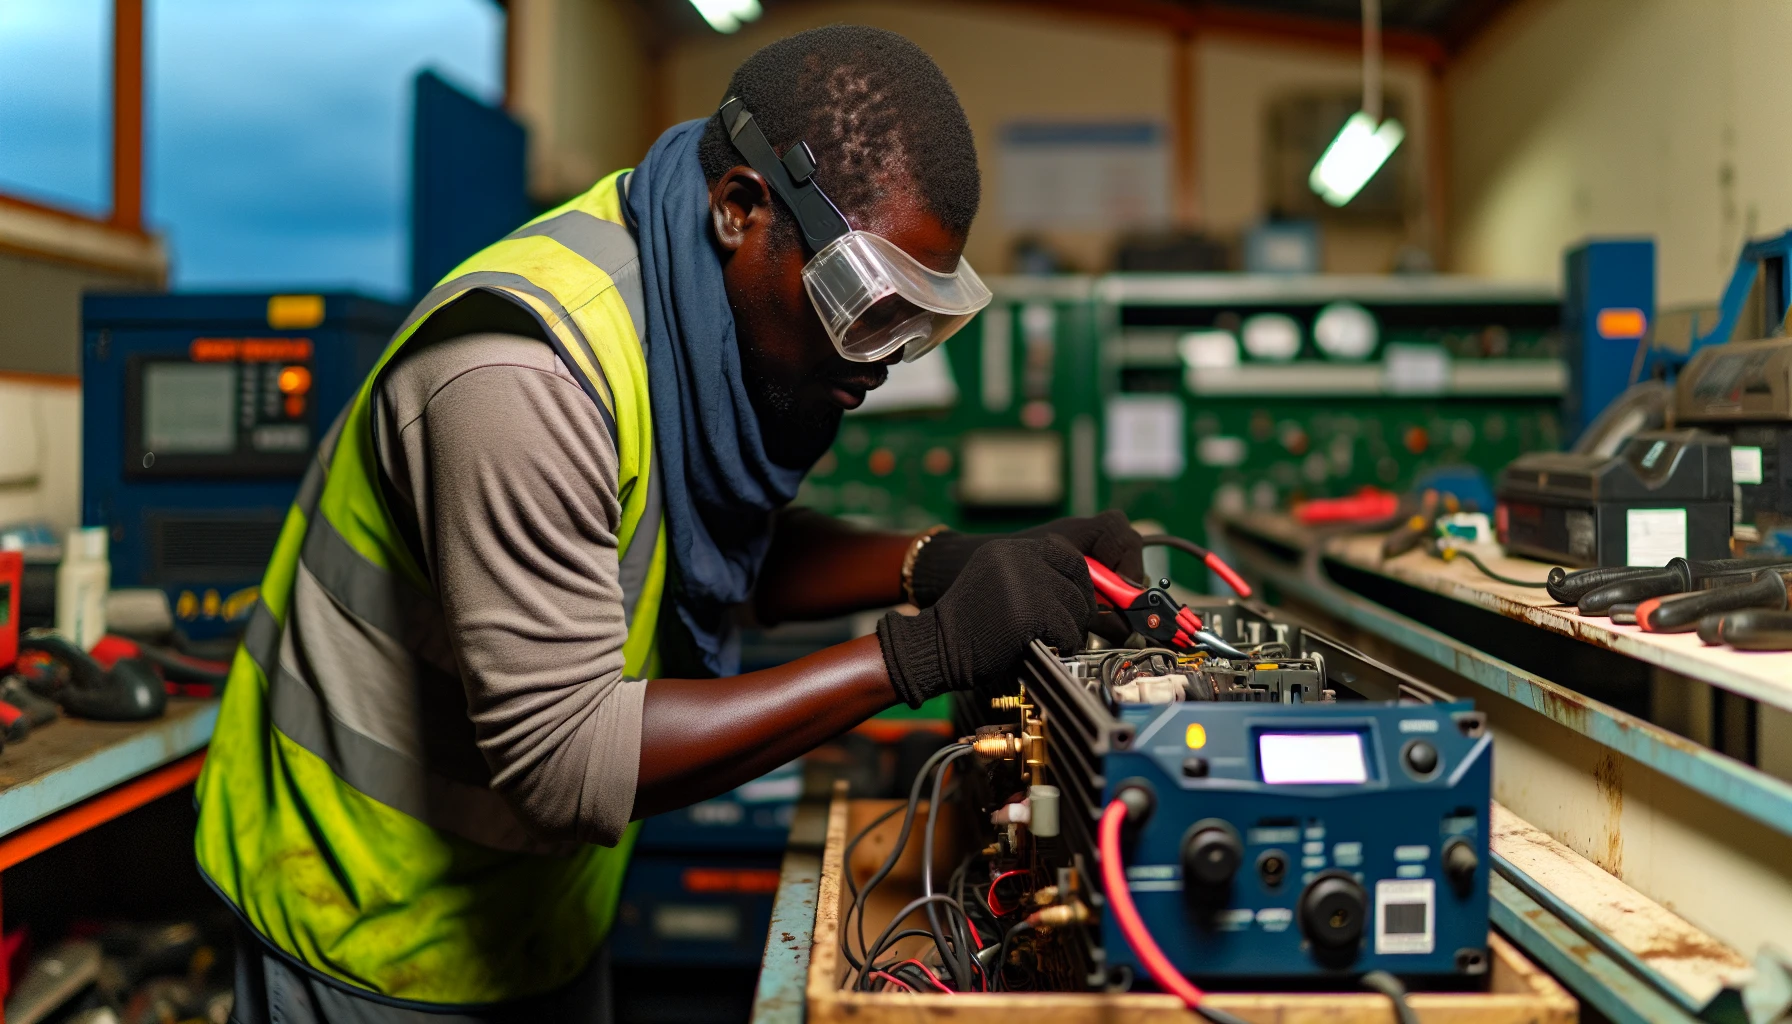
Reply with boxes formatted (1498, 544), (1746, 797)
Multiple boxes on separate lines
(194, 171), (667, 1006)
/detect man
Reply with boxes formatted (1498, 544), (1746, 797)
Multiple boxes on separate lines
(200, 25), (1140, 1023)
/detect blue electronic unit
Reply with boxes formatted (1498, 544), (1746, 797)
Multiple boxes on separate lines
(1099, 699), (1492, 982)
(1564, 238), (1656, 444)
(82, 293), (404, 639)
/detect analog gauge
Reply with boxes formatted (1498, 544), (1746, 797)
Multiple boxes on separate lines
(1313, 301), (1378, 360)
(1241, 314), (1302, 362)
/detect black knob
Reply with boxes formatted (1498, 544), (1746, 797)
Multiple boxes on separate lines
(1182, 757), (1210, 778)
(1405, 741), (1439, 776)
(1182, 823), (1243, 888)
(1299, 873), (1367, 950)
(1444, 839), (1479, 894)
(1257, 850), (1288, 888)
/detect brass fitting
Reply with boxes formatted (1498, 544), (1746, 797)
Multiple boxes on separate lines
(1030, 885), (1059, 907)
(973, 733), (1023, 758)
(1028, 900), (1090, 929)
(989, 694), (1025, 711)
(981, 842), (1004, 858)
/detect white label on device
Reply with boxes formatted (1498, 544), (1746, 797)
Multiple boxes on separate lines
(1626, 507), (1687, 566)
(1733, 446), (1764, 485)
(1376, 879), (1435, 955)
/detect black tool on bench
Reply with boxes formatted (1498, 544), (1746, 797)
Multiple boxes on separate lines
(1576, 556), (1792, 615)
(17, 630), (168, 721)
(1697, 608), (1792, 650)
(1635, 569), (1791, 634)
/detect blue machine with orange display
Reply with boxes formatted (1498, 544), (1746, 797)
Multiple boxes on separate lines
(82, 293), (404, 640)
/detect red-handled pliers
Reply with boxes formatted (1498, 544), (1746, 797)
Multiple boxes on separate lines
(1084, 558), (1249, 657)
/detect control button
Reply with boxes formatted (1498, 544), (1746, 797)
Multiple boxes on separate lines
(1182, 823), (1243, 888)
(1257, 850), (1288, 888)
(1181, 757), (1209, 778)
(1405, 741), (1439, 776)
(1298, 873), (1367, 950)
(1444, 839), (1479, 895)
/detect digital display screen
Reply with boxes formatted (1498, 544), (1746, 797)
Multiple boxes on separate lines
(144, 363), (237, 453)
(1258, 732), (1368, 785)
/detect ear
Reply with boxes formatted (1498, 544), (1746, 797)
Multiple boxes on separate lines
(710, 166), (776, 254)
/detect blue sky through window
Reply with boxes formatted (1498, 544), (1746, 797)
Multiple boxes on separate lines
(0, 0), (503, 299)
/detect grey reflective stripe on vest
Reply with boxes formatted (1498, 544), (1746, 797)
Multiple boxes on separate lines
(238, 220), (664, 848)
(498, 209), (660, 625)
(617, 453), (659, 628)
(402, 271), (620, 446)
(244, 410), (569, 854)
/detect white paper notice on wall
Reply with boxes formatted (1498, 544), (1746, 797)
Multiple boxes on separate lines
(1001, 122), (1169, 230)
(1104, 395), (1184, 479)
(1626, 507), (1687, 566)
(1732, 446), (1764, 485)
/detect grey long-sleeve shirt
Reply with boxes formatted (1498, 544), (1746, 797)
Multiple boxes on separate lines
(373, 310), (643, 847)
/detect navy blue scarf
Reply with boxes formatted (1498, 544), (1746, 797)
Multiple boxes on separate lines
(625, 119), (811, 675)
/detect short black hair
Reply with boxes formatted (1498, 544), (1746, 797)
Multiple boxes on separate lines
(698, 25), (980, 246)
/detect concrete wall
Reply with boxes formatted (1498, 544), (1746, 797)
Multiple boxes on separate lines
(0, 376), (81, 537)
(653, 1), (1435, 273)
(1446, 0), (1792, 305)
(509, 0), (653, 202)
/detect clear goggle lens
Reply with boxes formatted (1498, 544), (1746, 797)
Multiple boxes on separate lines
(803, 231), (991, 363)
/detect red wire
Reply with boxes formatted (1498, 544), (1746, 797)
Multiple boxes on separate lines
(896, 958), (956, 994)
(985, 869), (1030, 917)
(1202, 552), (1254, 599)
(1099, 798), (1211, 1010)
(870, 970), (914, 992)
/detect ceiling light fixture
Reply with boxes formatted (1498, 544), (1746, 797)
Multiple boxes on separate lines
(1309, 0), (1404, 207)
(689, 0), (762, 33)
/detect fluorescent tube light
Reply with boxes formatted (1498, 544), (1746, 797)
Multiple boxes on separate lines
(1308, 111), (1404, 207)
(689, 0), (762, 33)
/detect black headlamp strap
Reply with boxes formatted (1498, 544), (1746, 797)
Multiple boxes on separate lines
(719, 96), (851, 253)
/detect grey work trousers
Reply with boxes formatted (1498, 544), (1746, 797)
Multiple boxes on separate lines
(229, 922), (612, 1024)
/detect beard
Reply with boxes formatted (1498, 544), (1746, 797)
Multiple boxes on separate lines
(744, 358), (886, 469)
(746, 365), (846, 469)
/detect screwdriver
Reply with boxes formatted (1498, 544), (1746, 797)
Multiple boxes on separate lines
(1547, 555), (1790, 607)
(1697, 608), (1792, 650)
(1578, 556), (1792, 616)
(1381, 490), (1441, 561)
(1635, 569), (1791, 633)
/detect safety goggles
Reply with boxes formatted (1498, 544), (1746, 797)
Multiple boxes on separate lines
(720, 96), (991, 363)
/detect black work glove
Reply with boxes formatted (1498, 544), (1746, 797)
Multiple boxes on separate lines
(878, 537), (1097, 708)
(908, 510), (1144, 608)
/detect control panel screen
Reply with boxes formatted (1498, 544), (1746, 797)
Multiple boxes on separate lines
(1258, 732), (1368, 785)
(145, 363), (238, 453)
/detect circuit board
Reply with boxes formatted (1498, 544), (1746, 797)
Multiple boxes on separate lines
(797, 276), (1564, 582)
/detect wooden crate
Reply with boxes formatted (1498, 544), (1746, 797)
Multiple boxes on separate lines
(806, 789), (1577, 1024)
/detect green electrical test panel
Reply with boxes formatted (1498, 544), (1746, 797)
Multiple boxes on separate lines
(797, 274), (1563, 584)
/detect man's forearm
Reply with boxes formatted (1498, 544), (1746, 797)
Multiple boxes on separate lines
(631, 634), (897, 819)
(753, 507), (916, 623)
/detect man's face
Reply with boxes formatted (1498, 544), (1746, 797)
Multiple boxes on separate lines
(711, 168), (965, 467)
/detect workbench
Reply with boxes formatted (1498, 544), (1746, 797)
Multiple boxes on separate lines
(0, 696), (217, 1020)
(1207, 513), (1792, 1024)
(749, 519), (1792, 1024)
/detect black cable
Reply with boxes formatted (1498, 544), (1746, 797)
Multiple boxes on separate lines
(1361, 970), (1420, 1024)
(846, 743), (970, 985)
(856, 894), (978, 991)
(922, 746), (976, 989)
(1138, 533), (1211, 560)
(838, 802), (904, 974)
(1441, 546), (1550, 588)
(989, 920), (1033, 991)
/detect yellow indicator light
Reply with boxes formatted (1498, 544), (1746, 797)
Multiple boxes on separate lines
(278, 365), (312, 395)
(268, 294), (326, 330)
(1185, 723), (1207, 749)
(1256, 663), (1279, 670)
(1596, 307), (1647, 340)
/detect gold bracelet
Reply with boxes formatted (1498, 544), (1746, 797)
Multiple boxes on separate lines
(900, 525), (949, 606)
